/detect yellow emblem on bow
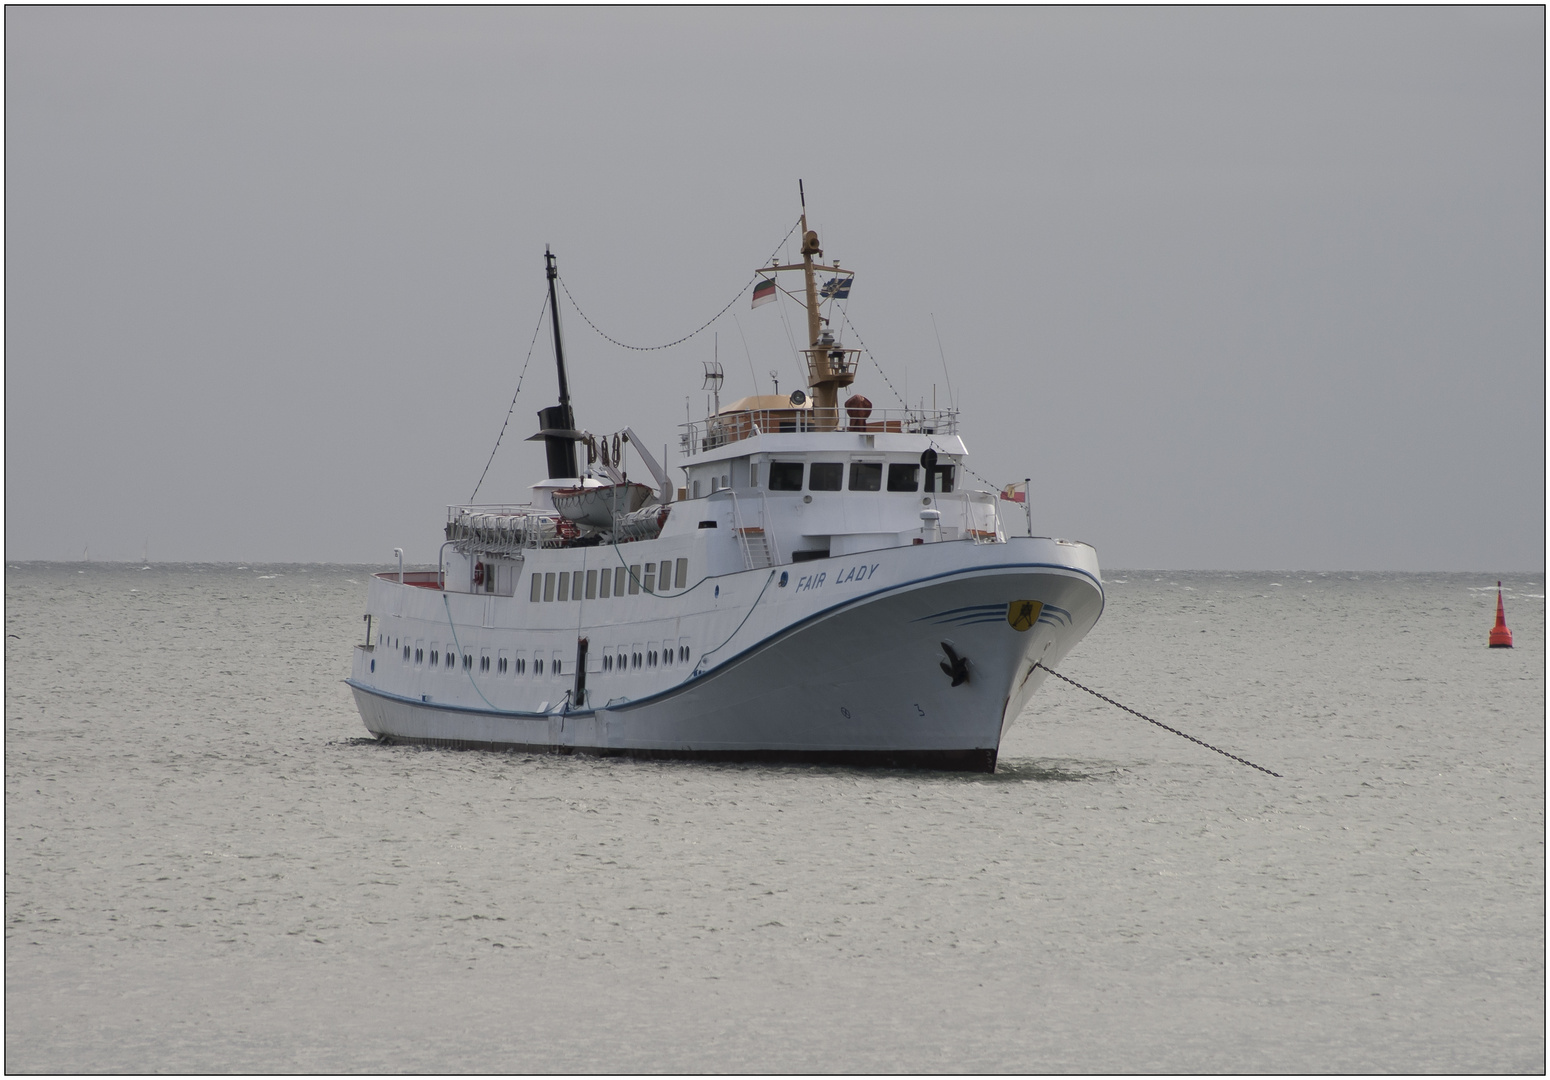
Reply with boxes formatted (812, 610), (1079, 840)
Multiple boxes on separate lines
(1007, 600), (1042, 632)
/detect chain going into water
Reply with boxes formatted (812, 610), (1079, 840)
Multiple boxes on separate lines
(558, 217), (804, 353)
(1034, 662), (1281, 777)
(469, 292), (550, 503)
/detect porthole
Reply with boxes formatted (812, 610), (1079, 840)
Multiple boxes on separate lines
(463, 654), (472, 671)
(446, 652), (454, 669)
(430, 650), (439, 666)
(370, 658), (375, 673)
(536, 658), (544, 675)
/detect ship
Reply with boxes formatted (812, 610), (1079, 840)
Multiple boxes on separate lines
(346, 193), (1104, 772)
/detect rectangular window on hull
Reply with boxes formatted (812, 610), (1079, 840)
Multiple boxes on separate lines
(599, 567), (611, 598)
(557, 572), (569, 602)
(768, 461), (804, 490)
(643, 564), (656, 593)
(614, 566), (627, 597)
(659, 561), (671, 592)
(585, 569), (598, 599)
(675, 558), (689, 589)
(809, 462), (843, 490)
(887, 463), (920, 492)
(543, 572), (555, 602)
(628, 566), (641, 595)
(530, 574), (542, 601)
(849, 462), (882, 491)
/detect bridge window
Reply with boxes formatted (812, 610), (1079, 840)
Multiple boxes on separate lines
(769, 461), (804, 490)
(809, 462), (843, 491)
(849, 462), (882, 491)
(926, 465), (956, 493)
(887, 463), (920, 492)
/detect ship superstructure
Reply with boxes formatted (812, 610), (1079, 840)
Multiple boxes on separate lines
(347, 194), (1103, 771)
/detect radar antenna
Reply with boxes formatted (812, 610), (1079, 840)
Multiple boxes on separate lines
(702, 337), (724, 415)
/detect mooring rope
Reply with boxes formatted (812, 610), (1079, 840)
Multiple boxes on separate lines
(1034, 661), (1281, 777)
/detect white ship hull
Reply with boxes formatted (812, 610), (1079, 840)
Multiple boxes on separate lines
(347, 537), (1102, 772)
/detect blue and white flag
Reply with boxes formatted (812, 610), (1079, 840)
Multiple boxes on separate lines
(819, 275), (853, 300)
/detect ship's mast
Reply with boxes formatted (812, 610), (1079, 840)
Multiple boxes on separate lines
(799, 181), (823, 362)
(534, 246), (580, 479)
(756, 181), (859, 430)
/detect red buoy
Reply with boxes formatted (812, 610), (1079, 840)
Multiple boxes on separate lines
(1489, 581), (1513, 648)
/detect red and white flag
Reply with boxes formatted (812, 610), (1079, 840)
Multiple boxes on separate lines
(751, 277), (777, 309)
(1000, 481), (1027, 504)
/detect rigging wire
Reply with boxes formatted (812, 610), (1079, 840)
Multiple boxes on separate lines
(835, 308), (909, 410)
(469, 291), (551, 503)
(557, 216), (803, 353)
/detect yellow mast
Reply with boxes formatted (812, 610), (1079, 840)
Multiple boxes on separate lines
(756, 181), (860, 430)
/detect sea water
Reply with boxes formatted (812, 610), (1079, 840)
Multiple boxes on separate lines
(5, 564), (1543, 1073)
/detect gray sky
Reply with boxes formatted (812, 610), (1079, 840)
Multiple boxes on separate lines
(6, 6), (1543, 569)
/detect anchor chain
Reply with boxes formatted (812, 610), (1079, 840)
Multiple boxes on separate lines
(1033, 662), (1281, 778)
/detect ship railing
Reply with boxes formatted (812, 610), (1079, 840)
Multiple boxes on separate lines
(680, 407), (959, 456)
(726, 491), (754, 568)
(960, 490), (1006, 544)
(445, 503), (570, 552)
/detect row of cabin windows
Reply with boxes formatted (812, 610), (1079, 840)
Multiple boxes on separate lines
(766, 460), (955, 493)
(693, 462), (955, 498)
(381, 631), (692, 679)
(530, 559), (689, 602)
(600, 644), (690, 672)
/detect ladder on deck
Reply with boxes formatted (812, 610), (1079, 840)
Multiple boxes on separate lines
(738, 528), (773, 569)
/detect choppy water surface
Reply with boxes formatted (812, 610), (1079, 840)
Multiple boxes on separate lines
(6, 564), (1543, 1072)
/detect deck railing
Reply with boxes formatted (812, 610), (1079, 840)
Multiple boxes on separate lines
(680, 407), (959, 457)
